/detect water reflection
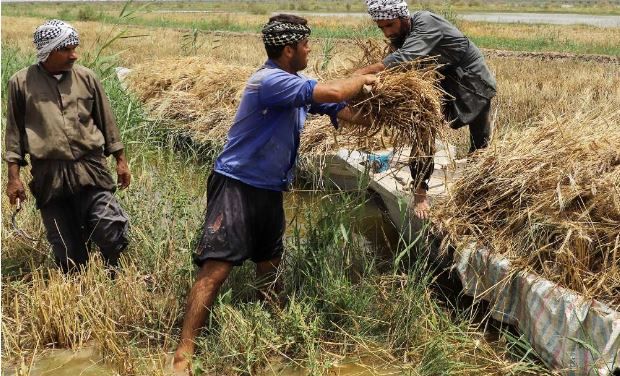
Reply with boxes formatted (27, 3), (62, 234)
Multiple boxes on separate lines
(5, 348), (405, 375)
(284, 189), (399, 261)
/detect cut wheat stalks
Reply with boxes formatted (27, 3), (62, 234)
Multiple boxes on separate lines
(347, 60), (447, 154)
(434, 108), (620, 308)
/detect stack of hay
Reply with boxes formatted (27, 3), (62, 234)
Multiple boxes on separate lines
(435, 108), (620, 308)
(126, 57), (250, 144)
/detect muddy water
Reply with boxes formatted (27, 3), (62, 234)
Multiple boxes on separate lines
(284, 190), (399, 259)
(3, 347), (113, 376)
(4, 347), (403, 375)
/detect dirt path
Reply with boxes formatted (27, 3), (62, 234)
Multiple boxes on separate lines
(481, 48), (619, 64)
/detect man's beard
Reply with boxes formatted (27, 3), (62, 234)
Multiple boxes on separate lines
(389, 19), (410, 50)
(389, 35), (407, 49)
(291, 54), (307, 72)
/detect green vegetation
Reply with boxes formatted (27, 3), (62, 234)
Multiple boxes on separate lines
(4, 0), (619, 16)
(3, 1), (619, 56)
(471, 34), (620, 55)
(1, 40), (550, 374)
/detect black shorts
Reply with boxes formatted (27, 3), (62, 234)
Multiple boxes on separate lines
(193, 172), (285, 266)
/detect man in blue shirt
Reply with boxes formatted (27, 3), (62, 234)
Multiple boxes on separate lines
(173, 14), (376, 372)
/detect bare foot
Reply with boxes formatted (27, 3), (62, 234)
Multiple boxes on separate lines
(411, 188), (430, 220)
(171, 348), (192, 375)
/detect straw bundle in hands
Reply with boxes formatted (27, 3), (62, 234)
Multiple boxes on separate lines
(435, 108), (620, 308)
(348, 60), (447, 153)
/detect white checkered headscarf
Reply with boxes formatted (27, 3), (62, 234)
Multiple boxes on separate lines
(366, 0), (410, 21)
(262, 20), (311, 47)
(33, 20), (80, 63)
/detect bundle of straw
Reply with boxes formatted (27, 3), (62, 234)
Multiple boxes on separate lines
(435, 108), (620, 308)
(348, 60), (447, 154)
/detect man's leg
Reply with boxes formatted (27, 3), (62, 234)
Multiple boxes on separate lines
(40, 198), (89, 272)
(173, 260), (233, 372)
(255, 257), (281, 303)
(82, 189), (129, 268)
(468, 102), (492, 153)
(408, 140), (435, 220)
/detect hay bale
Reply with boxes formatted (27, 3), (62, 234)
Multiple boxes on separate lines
(435, 108), (620, 308)
(126, 57), (254, 145)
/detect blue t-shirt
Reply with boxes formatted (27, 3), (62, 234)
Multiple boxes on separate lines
(214, 59), (346, 191)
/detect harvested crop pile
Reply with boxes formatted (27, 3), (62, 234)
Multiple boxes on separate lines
(126, 57), (250, 144)
(126, 56), (387, 154)
(435, 109), (620, 308)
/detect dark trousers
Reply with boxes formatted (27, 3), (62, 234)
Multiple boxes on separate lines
(40, 188), (129, 272)
(450, 101), (492, 153)
(409, 101), (492, 190)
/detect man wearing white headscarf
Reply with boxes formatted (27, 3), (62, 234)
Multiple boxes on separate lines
(357, 0), (497, 220)
(4, 20), (131, 273)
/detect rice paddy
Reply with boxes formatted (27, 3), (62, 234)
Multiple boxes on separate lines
(2, 3), (619, 375)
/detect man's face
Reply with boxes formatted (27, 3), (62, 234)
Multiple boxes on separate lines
(376, 18), (409, 46)
(290, 38), (310, 72)
(44, 44), (78, 72)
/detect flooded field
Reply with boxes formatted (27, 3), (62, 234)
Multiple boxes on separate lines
(459, 12), (620, 27)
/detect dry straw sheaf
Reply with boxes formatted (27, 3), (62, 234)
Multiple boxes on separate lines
(2, 259), (180, 374)
(348, 59), (446, 150)
(435, 108), (620, 308)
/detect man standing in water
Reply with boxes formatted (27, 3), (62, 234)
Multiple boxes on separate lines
(355, 0), (497, 219)
(173, 14), (376, 373)
(4, 20), (131, 272)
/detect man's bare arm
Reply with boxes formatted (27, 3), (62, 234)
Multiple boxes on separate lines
(313, 74), (377, 103)
(6, 162), (26, 205)
(112, 149), (131, 189)
(353, 62), (386, 76)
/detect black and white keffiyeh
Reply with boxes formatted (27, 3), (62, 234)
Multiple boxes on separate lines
(33, 20), (80, 63)
(365, 0), (410, 21)
(261, 21), (311, 47)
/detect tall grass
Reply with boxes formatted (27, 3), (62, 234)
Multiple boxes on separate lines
(1, 42), (550, 375)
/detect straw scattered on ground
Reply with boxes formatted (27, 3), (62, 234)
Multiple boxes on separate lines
(434, 107), (620, 309)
